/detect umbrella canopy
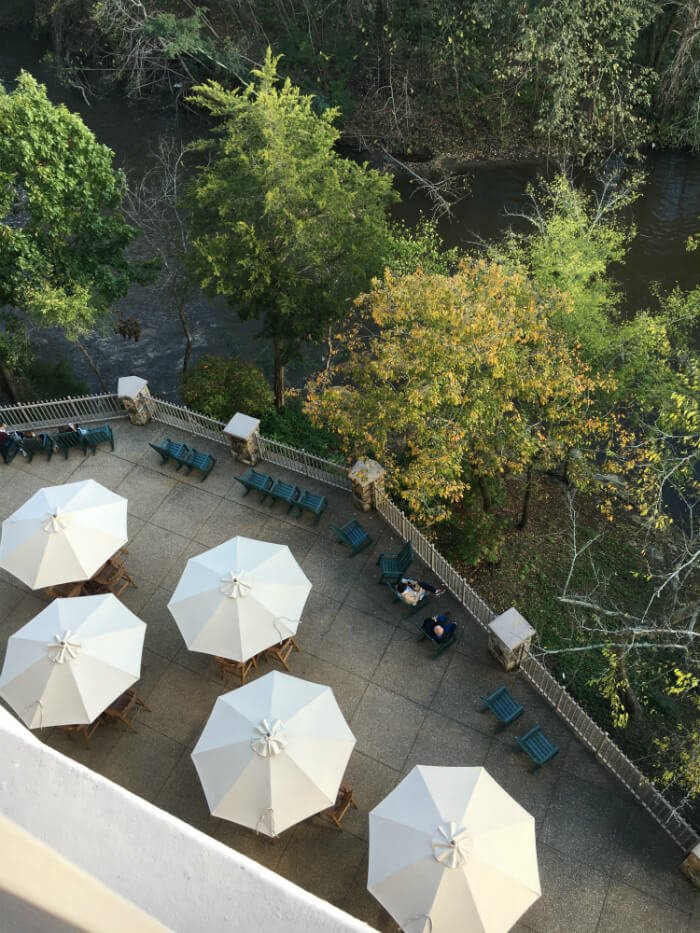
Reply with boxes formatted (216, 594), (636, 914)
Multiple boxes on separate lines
(192, 670), (356, 836)
(0, 480), (128, 589)
(0, 594), (146, 729)
(168, 536), (312, 662)
(368, 766), (541, 933)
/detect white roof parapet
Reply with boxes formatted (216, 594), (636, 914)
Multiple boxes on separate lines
(223, 412), (261, 440)
(0, 709), (368, 933)
(117, 376), (149, 399)
(488, 607), (536, 649)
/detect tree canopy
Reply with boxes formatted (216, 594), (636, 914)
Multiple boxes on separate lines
(186, 50), (397, 406)
(0, 71), (137, 340)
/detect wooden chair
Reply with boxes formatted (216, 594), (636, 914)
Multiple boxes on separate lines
(322, 783), (358, 830)
(377, 541), (414, 584)
(331, 519), (372, 555)
(87, 554), (138, 597)
(149, 437), (191, 469)
(214, 654), (258, 686)
(234, 467), (274, 499)
(415, 615), (457, 657)
(264, 637), (300, 672)
(50, 430), (88, 459)
(59, 717), (104, 749)
(267, 479), (301, 511)
(182, 447), (216, 481)
(46, 580), (87, 599)
(480, 686), (524, 726)
(295, 490), (327, 523)
(82, 424), (115, 454)
(103, 688), (151, 733)
(387, 581), (430, 617)
(516, 726), (560, 769)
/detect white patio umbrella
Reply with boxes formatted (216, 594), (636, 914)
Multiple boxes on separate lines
(368, 766), (541, 933)
(168, 536), (312, 662)
(0, 594), (146, 729)
(192, 670), (356, 836)
(0, 479), (128, 589)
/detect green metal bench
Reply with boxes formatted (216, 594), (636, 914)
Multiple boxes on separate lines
(480, 686), (524, 726)
(331, 519), (372, 555)
(295, 489), (327, 523)
(267, 479), (301, 511)
(377, 541), (414, 583)
(182, 448), (216, 481)
(149, 438), (191, 470)
(50, 430), (88, 459)
(516, 726), (560, 768)
(82, 424), (115, 454)
(234, 467), (274, 499)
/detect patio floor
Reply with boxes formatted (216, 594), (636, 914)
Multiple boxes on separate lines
(0, 418), (697, 932)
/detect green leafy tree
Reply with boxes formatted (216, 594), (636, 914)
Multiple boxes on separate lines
(306, 258), (604, 535)
(183, 355), (275, 421)
(186, 50), (397, 408)
(0, 71), (140, 376)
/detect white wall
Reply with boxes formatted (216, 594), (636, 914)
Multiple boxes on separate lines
(0, 710), (371, 932)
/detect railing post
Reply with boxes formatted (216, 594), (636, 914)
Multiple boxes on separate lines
(348, 458), (386, 511)
(223, 412), (262, 465)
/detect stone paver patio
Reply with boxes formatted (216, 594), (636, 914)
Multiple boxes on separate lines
(0, 418), (697, 932)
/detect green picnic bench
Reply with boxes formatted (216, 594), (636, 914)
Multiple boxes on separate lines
(480, 686), (524, 726)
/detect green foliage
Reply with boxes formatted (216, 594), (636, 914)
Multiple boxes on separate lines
(186, 50), (396, 403)
(0, 71), (139, 339)
(24, 358), (89, 400)
(0, 313), (32, 376)
(388, 218), (461, 276)
(260, 398), (341, 459)
(182, 354), (275, 422)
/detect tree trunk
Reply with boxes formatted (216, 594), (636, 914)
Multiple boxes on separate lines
(177, 295), (193, 374)
(517, 466), (534, 530)
(478, 476), (492, 513)
(0, 363), (19, 403)
(273, 336), (285, 410)
(616, 647), (645, 720)
(76, 340), (109, 393)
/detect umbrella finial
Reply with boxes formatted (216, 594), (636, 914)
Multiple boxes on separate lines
(219, 570), (253, 599)
(43, 509), (68, 534)
(251, 718), (287, 757)
(432, 822), (473, 869)
(47, 630), (82, 664)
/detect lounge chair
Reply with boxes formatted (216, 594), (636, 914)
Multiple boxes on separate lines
(182, 447), (216, 481)
(377, 541), (414, 583)
(49, 429), (87, 459)
(149, 437), (191, 468)
(331, 518), (372, 555)
(516, 726), (560, 768)
(82, 424), (115, 454)
(415, 615), (457, 657)
(387, 581), (430, 617)
(295, 490), (328, 523)
(480, 685), (524, 726)
(234, 467), (274, 499)
(267, 479), (301, 511)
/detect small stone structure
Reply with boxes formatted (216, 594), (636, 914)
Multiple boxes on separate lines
(348, 459), (386, 511)
(223, 412), (261, 465)
(487, 607), (536, 671)
(117, 376), (152, 425)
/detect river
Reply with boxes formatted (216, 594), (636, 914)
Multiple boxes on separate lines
(1, 28), (699, 400)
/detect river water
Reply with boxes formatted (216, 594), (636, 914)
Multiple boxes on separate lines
(1, 28), (699, 399)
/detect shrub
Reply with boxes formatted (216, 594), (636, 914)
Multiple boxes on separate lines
(182, 355), (274, 421)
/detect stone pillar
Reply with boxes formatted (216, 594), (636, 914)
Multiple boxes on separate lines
(487, 607), (536, 671)
(223, 412), (261, 465)
(117, 376), (152, 425)
(681, 844), (700, 888)
(348, 459), (386, 511)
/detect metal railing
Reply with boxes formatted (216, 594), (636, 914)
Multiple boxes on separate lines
(256, 435), (351, 490)
(0, 394), (126, 430)
(1, 390), (697, 851)
(143, 396), (229, 446)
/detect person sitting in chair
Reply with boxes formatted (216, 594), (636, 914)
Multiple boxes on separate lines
(422, 613), (456, 641)
(0, 423), (28, 459)
(396, 578), (446, 606)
